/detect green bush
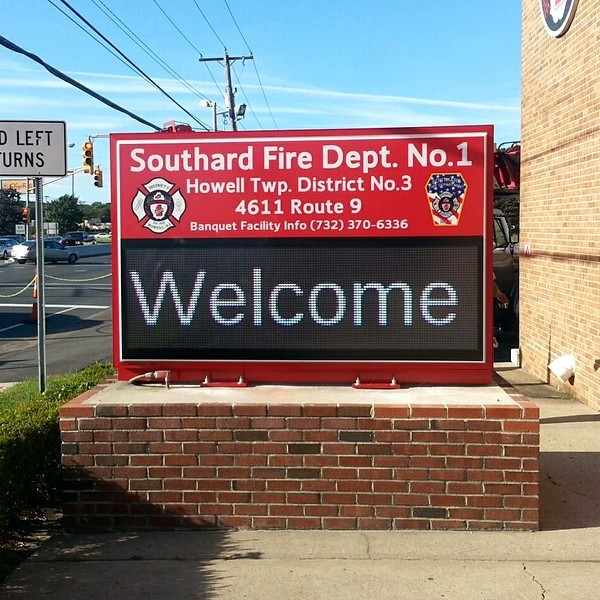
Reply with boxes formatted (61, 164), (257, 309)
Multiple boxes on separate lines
(0, 380), (42, 414)
(0, 398), (61, 528)
(0, 362), (115, 530)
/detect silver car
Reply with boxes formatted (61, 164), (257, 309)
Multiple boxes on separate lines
(10, 240), (79, 264)
(0, 238), (16, 260)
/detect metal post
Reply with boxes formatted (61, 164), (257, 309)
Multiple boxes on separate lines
(212, 102), (218, 132)
(34, 177), (47, 393)
(26, 178), (30, 241)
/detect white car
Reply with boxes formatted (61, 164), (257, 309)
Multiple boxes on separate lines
(10, 240), (79, 264)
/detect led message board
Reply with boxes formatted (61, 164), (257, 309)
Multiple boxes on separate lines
(111, 126), (494, 384)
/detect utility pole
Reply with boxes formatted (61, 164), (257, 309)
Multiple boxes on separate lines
(199, 51), (253, 131)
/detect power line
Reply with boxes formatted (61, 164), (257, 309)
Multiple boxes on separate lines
(49, 0), (139, 78)
(188, 0), (228, 99)
(55, 0), (210, 131)
(179, 0), (278, 130)
(51, 0), (215, 124)
(153, 0), (204, 56)
(230, 61), (262, 129)
(249, 61), (278, 129)
(222, 0), (277, 129)
(223, 0), (252, 54)
(154, 0), (223, 98)
(92, 0), (212, 102)
(0, 33), (161, 131)
(193, 0), (227, 49)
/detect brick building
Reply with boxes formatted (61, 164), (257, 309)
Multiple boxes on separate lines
(520, 0), (600, 410)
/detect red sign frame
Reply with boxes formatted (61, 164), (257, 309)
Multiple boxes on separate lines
(111, 125), (494, 385)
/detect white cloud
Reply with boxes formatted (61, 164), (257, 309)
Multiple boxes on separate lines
(0, 61), (520, 141)
(257, 83), (520, 113)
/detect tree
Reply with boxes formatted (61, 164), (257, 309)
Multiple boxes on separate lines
(0, 188), (23, 236)
(45, 195), (84, 235)
(80, 202), (111, 226)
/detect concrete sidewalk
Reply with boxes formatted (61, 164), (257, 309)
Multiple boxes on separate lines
(2, 363), (600, 600)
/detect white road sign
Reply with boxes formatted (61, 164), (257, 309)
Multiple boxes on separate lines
(0, 121), (67, 176)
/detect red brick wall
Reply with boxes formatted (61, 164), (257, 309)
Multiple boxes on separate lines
(520, 0), (600, 410)
(60, 383), (539, 531)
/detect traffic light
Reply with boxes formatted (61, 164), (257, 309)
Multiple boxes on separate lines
(21, 207), (29, 222)
(82, 141), (94, 174)
(93, 168), (103, 188)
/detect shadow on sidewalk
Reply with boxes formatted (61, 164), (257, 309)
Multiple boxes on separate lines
(4, 528), (261, 599)
(540, 451), (600, 531)
(541, 414), (600, 424)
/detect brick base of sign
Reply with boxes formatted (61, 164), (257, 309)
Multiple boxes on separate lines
(59, 377), (539, 531)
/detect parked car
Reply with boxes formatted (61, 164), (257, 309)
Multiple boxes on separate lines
(2, 234), (26, 244)
(10, 240), (79, 264)
(493, 208), (519, 331)
(61, 231), (96, 246)
(93, 231), (112, 243)
(0, 238), (16, 260)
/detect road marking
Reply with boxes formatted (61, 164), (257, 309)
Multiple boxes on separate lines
(0, 284), (111, 289)
(0, 323), (25, 334)
(1, 303), (109, 309)
(0, 304), (110, 334)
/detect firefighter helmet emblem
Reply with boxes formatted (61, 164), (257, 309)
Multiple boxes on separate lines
(132, 178), (186, 234)
(540, 0), (579, 37)
(425, 173), (467, 226)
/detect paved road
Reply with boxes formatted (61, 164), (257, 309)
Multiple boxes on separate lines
(0, 251), (112, 382)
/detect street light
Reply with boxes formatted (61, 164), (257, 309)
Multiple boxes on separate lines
(199, 100), (228, 132)
(67, 166), (86, 197)
(199, 100), (217, 131)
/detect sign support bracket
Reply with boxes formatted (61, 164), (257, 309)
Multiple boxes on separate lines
(352, 376), (401, 390)
(200, 375), (248, 388)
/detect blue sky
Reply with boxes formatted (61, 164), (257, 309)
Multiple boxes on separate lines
(0, 0), (522, 204)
